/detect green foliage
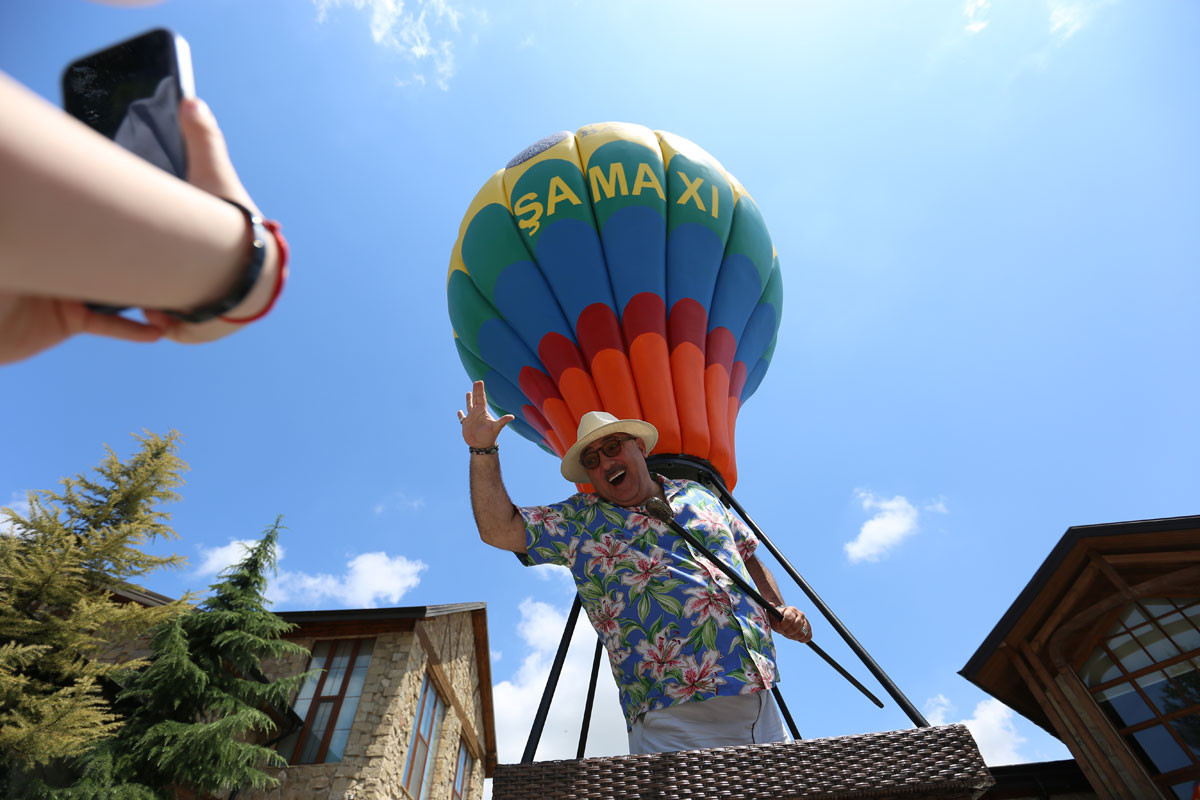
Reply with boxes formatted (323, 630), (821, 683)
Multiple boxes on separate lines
(112, 521), (309, 797)
(21, 741), (159, 800)
(0, 432), (188, 772)
(2, 434), (309, 799)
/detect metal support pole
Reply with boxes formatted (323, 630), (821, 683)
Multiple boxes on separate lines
(719, 488), (930, 728)
(521, 595), (583, 763)
(772, 686), (801, 740)
(645, 498), (882, 708)
(577, 638), (604, 759)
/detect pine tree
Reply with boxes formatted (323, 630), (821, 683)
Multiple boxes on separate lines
(112, 521), (309, 798)
(0, 432), (188, 775)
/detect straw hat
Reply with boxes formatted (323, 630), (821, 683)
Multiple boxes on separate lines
(560, 411), (659, 483)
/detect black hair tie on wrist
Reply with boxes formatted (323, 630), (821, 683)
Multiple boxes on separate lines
(165, 198), (268, 323)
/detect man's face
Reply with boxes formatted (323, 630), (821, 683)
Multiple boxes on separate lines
(580, 434), (657, 507)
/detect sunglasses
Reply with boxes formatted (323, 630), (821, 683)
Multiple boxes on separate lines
(579, 436), (635, 470)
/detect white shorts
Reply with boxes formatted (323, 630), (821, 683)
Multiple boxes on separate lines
(627, 691), (791, 754)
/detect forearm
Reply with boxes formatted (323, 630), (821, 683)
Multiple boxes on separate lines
(747, 555), (812, 642)
(746, 555), (785, 606)
(0, 73), (276, 312)
(468, 453), (527, 553)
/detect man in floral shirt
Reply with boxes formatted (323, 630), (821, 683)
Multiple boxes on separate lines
(458, 381), (812, 754)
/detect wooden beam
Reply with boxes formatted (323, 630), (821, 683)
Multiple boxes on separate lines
(1049, 562), (1200, 668)
(284, 618), (415, 640)
(1008, 642), (1125, 800)
(1031, 559), (1101, 652)
(471, 608), (498, 778)
(1055, 661), (1163, 798)
(1104, 550), (1200, 567)
(1088, 551), (1137, 601)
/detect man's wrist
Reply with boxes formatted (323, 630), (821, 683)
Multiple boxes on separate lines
(469, 444), (499, 455)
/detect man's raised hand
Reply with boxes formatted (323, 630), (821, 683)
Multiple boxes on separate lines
(457, 380), (515, 448)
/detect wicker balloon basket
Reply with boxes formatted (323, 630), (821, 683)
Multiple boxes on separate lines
(493, 724), (994, 800)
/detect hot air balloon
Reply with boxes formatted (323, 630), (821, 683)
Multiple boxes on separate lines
(447, 123), (781, 490)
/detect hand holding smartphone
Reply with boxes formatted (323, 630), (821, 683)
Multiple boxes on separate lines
(0, 29), (285, 363)
(61, 28), (195, 313)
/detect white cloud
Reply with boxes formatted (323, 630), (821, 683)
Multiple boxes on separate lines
(428, 0), (461, 30)
(925, 693), (955, 724)
(528, 563), (578, 597)
(313, 0), (485, 90)
(491, 598), (628, 768)
(963, 0), (990, 34)
(844, 491), (922, 563)
(0, 491), (32, 536)
(195, 538), (278, 576)
(1048, 0), (1113, 43)
(1048, 1), (1086, 41)
(273, 551), (427, 608)
(195, 539), (426, 609)
(374, 490), (426, 516)
(396, 73), (428, 88)
(433, 40), (456, 91)
(518, 33), (535, 49)
(925, 694), (1028, 765)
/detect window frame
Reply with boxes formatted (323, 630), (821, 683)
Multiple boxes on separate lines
(1075, 596), (1200, 795)
(286, 637), (375, 765)
(450, 737), (475, 800)
(402, 671), (447, 800)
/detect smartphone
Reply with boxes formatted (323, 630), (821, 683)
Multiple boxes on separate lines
(62, 28), (195, 179)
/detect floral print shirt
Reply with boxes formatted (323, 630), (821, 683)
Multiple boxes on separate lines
(519, 477), (779, 727)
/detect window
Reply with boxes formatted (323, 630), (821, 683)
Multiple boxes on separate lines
(402, 673), (446, 800)
(1078, 598), (1200, 799)
(279, 638), (375, 764)
(450, 738), (475, 800)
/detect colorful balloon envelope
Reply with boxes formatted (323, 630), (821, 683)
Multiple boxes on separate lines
(448, 123), (782, 489)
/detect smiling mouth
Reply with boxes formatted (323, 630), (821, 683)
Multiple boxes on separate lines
(606, 468), (627, 487)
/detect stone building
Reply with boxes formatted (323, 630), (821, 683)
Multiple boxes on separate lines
(241, 602), (498, 800)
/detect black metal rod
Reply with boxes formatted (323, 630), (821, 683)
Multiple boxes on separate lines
(807, 641), (883, 708)
(521, 595), (583, 763)
(577, 638), (604, 759)
(645, 498), (883, 708)
(717, 488), (930, 728)
(645, 499), (785, 622)
(771, 686), (801, 740)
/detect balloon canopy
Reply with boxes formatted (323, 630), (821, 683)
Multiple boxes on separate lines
(447, 123), (782, 489)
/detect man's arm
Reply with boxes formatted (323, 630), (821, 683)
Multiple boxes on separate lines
(459, 380), (526, 553)
(468, 446), (527, 553)
(746, 554), (812, 643)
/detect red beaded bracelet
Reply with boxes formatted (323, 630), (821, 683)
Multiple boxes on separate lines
(221, 218), (289, 324)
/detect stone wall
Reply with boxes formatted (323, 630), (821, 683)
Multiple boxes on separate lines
(408, 612), (486, 800)
(241, 611), (486, 800)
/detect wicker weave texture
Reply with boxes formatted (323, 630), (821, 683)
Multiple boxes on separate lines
(493, 724), (995, 800)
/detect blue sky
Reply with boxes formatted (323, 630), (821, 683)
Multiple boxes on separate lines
(3, 0), (1198, 775)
